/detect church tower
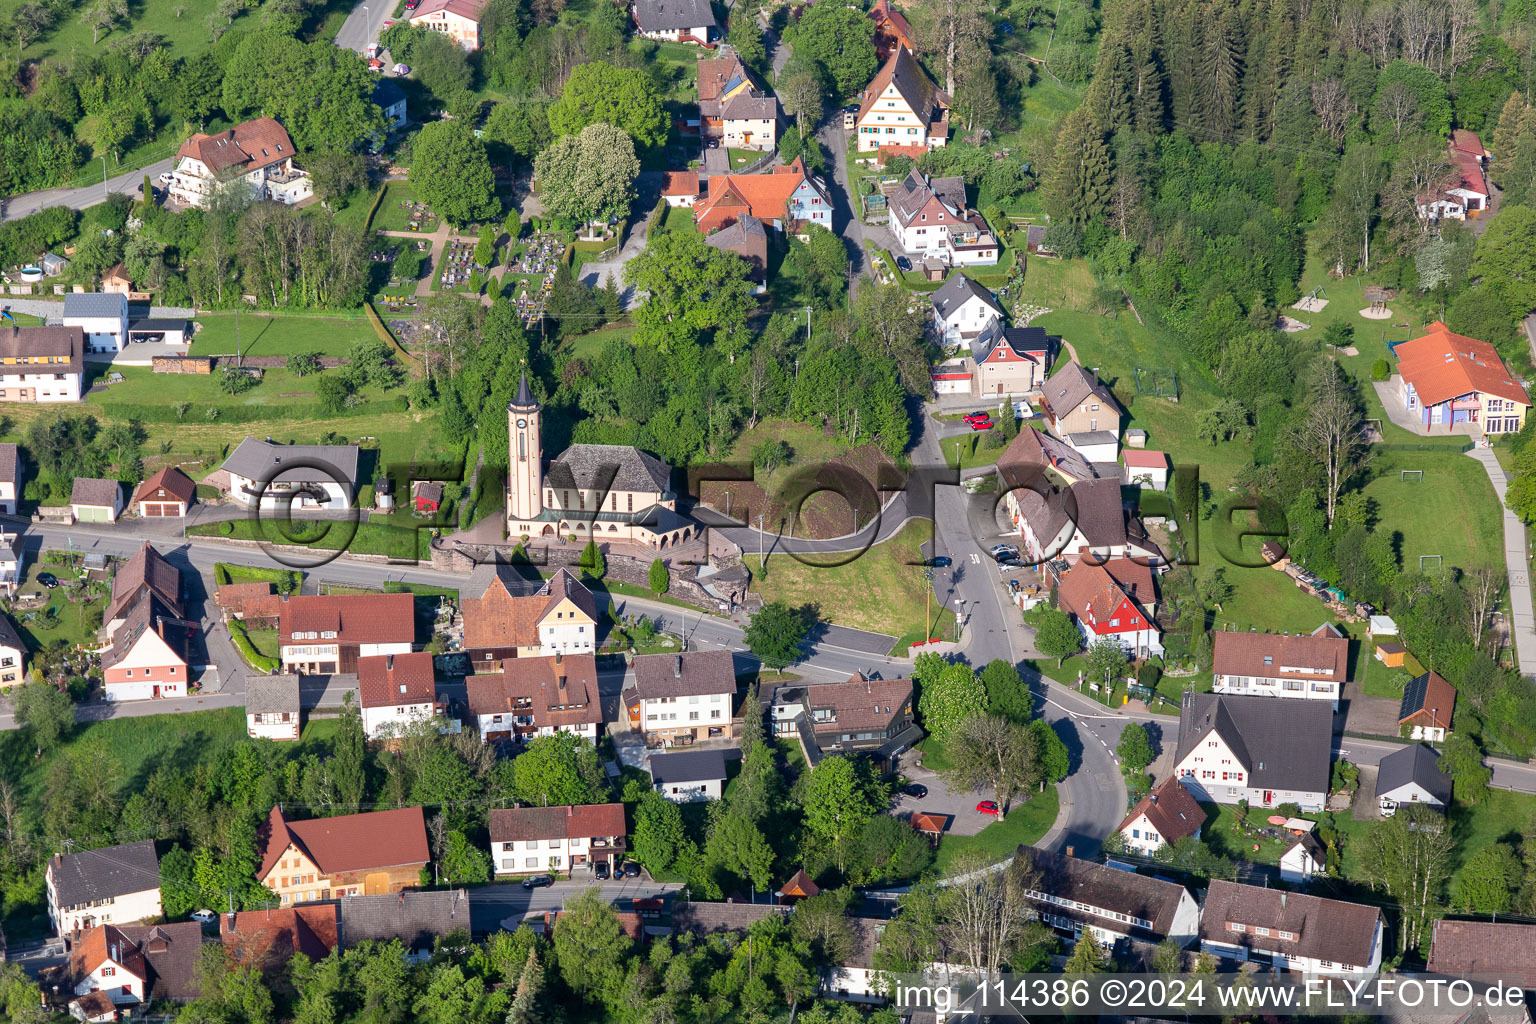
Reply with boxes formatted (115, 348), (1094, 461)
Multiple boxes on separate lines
(506, 372), (543, 526)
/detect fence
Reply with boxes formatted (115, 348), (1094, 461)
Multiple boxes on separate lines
(1374, 440), (1475, 453)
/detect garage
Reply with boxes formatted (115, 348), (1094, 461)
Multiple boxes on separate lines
(143, 502), (180, 517)
(133, 466), (197, 519)
(127, 317), (190, 347)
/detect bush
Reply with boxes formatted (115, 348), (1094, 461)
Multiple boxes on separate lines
(1371, 358), (1391, 381)
(228, 622), (279, 674)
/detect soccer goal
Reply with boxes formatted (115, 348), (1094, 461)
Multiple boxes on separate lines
(1401, 470), (1424, 483)
(1420, 554), (1443, 570)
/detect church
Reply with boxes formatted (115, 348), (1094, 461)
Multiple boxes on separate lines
(506, 374), (698, 549)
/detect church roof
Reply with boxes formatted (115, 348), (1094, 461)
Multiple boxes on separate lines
(546, 444), (672, 495)
(511, 371), (536, 410)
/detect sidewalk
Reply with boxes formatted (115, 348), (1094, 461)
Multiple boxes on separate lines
(1465, 445), (1536, 678)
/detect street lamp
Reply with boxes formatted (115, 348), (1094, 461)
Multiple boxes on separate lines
(954, 598), (963, 643)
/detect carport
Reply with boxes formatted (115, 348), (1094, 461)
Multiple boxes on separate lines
(128, 317), (190, 346)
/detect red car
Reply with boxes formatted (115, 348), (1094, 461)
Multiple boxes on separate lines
(968, 418), (993, 431)
(962, 411), (990, 425)
(977, 800), (1000, 815)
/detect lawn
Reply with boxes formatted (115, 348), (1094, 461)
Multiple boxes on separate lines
(728, 148), (761, 170)
(749, 520), (956, 639)
(3, 0), (248, 61)
(942, 428), (1009, 470)
(1359, 451), (1501, 572)
(13, 557), (109, 653)
(934, 783), (1059, 871)
(371, 181), (439, 234)
(191, 514), (433, 561)
(188, 313), (379, 358)
(563, 321), (637, 359)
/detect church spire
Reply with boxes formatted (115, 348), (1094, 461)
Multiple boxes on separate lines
(511, 369), (536, 410)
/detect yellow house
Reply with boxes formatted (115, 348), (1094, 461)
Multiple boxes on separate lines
(407, 0), (487, 50)
(258, 805), (430, 905)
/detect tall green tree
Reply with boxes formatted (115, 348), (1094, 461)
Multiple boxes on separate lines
(803, 755), (879, 871)
(546, 62), (667, 149)
(625, 229), (755, 354)
(12, 681), (72, 756)
(532, 123), (639, 235)
(979, 659), (1032, 724)
(914, 654), (987, 738)
(410, 120), (500, 226)
(783, 3), (876, 96)
(1044, 109), (1112, 231)
(551, 888), (632, 1006)
(744, 601), (810, 670)
(511, 733), (608, 806)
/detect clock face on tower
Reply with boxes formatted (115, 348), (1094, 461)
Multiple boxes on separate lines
(517, 419), (527, 428)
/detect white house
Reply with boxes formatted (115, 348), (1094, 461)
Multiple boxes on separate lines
(631, 0), (717, 43)
(1055, 557), (1163, 660)
(1398, 670), (1456, 742)
(64, 922), (203, 1004)
(854, 46), (950, 153)
(1211, 625), (1348, 706)
(99, 592), (191, 702)
(930, 273), (1003, 347)
(0, 325), (85, 403)
(0, 442), (19, 514)
(48, 842), (163, 940)
(1376, 743), (1451, 817)
(372, 79), (409, 132)
(1278, 832), (1326, 883)
(0, 531), (21, 595)
(1020, 845), (1201, 947)
(357, 652), (438, 739)
(168, 117), (312, 209)
(1174, 691), (1333, 812)
(627, 650), (738, 747)
(0, 613), (23, 688)
(465, 652), (601, 744)
(61, 293), (128, 354)
(1008, 476), (1163, 567)
(488, 803), (627, 874)
(219, 438), (360, 511)
(1065, 430), (1120, 465)
(405, 0), (486, 49)
(1116, 776), (1204, 856)
(461, 566), (600, 664)
(277, 593), (415, 675)
(246, 674), (302, 741)
(821, 916), (886, 1003)
(888, 171), (998, 266)
(1200, 880), (1384, 975)
(649, 748), (728, 802)
(1122, 448), (1169, 489)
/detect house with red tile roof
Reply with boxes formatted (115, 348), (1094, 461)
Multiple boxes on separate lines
(1116, 776), (1205, 855)
(257, 805), (430, 905)
(693, 157), (831, 233)
(168, 116), (311, 208)
(357, 651), (439, 739)
(869, 0), (915, 60)
(58, 922), (204, 1006)
(277, 593), (415, 675)
(488, 803), (627, 874)
(1211, 624), (1348, 705)
(696, 47), (779, 150)
(406, 0), (487, 50)
(1419, 130), (1491, 222)
(460, 565), (599, 666)
(854, 46), (949, 154)
(662, 170), (701, 207)
(1122, 449), (1169, 489)
(1055, 558), (1163, 659)
(222, 904), (339, 976)
(466, 652), (602, 743)
(1399, 670), (1456, 742)
(1395, 321), (1530, 434)
(132, 466), (196, 518)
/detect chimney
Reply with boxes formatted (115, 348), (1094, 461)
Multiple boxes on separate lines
(386, 654), (394, 670)
(674, 655), (683, 678)
(1150, 793), (1158, 804)
(555, 651), (563, 665)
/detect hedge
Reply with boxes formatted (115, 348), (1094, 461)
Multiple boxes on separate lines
(364, 302), (423, 372)
(94, 396), (409, 424)
(228, 621), (280, 674)
(214, 562), (301, 594)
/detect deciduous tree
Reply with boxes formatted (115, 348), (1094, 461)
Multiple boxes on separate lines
(411, 120), (500, 226)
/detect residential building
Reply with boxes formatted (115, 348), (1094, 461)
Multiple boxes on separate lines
(1428, 920), (1536, 988)
(133, 466), (196, 518)
(406, 0), (486, 50)
(461, 564), (600, 665)
(0, 325), (85, 403)
(1399, 670), (1456, 741)
(970, 322), (1050, 396)
(1018, 846), (1200, 947)
(0, 531), (20, 595)
(704, 214), (769, 284)
(257, 804), (431, 904)
(996, 425), (1097, 489)
(1116, 776), (1204, 856)
(821, 916), (885, 1003)
(854, 46), (949, 153)
(222, 905), (339, 975)
(693, 158), (833, 234)
(770, 672), (921, 770)
(1376, 743), (1451, 817)
(47, 841), (162, 940)
(337, 889), (469, 961)
(1122, 449), (1169, 489)
(1278, 832), (1327, 883)
(506, 375), (697, 548)
(105, 543), (183, 634)
(1173, 692), (1333, 811)
(696, 48), (778, 149)
(891, 173), (998, 265)
(671, 901), (788, 938)
(70, 478), (123, 523)
(217, 582), (279, 624)
(1199, 880), (1384, 975)
(219, 437), (361, 510)
(1396, 321), (1530, 434)
(277, 593), (415, 675)
(1040, 360), (1121, 437)
(69, 991), (117, 1023)
(246, 674), (302, 741)
(100, 588), (192, 701)
(357, 652), (438, 739)
(0, 613), (23, 687)
(60, 922), (203, 1005)
(631, 0), (717, 43)
(1210, 626), (1348, 705)
(1008, 475), (1161, 566)
(1067, 430), (1119, 464)
(1055, 557), (1162, 659)
(168, 116), (312, 208)
(488, 803), (627, 874)
(465, 652), (601, 743)
(869, 0), (915, 60)
(0, 442), (20, 513)
(61, 293), (128, 354)
(930, 272), (1003, 346)
(372, 78), (409, 131)
(650, 748), (729, 802)
(628, 650), (737, 746)
(662, 171), (700, 207)
(1418, 130), (1491, 222)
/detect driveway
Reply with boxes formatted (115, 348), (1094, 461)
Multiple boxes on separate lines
(817, 120), (870, 294)
(333, 0), (393, 52)
(1465, 444), (1536, 678)
(894, 749), (999, 836)
(2, 158), (175, 223)
(576, 172), (665, 308)
(1338, 680), (1402, 737)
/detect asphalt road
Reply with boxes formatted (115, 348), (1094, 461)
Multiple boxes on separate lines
(1, 157), (175, 222)
(334, 0), (396, 53)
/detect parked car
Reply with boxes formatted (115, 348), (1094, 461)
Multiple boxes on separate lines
(621, 861), (642, 878)
(962, 410), (991, 425)
(896, 256), (913, 271)
(404, 0), (421, 9)
(157, 171), (174, 185)
(393, 63), (411, 75)
(133, 332), (163, 344)
(594, 860), (611, 880)
(189, 909), (216, 924)
(997, 559), (1027, 572)
(522, 874), (554, 889)
(903, 783), (928, 798)
(977, 800), (1000, 815)
(989, 544), (1019, 559)
(923, 556), (951, 568)
(968, 417), (993, 431)
(368, 58), (385, 71)
(37, 572), (59, 589)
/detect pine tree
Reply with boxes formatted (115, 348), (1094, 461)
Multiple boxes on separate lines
(504, 948), (544, 1024)
(1064, 932), (1109, 973)
(1201, 12), (1242, 141)
(1086, 41), (1134, 132)
(1493, 91), (1527, 181)
(1045, 110), (1114, 230)
(1164, 1), (1204, 134)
